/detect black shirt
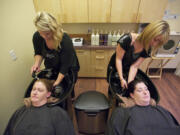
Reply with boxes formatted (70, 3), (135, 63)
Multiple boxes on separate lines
(107, 33), (150, 79)
(33, 32), (80, 75)
(117, 33), (150, 69)
(4, 104), (76, 135)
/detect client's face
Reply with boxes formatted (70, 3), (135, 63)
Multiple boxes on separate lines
(31, 81), (51, 107)
(130, 82), (150, 106)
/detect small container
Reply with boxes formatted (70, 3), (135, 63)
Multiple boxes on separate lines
(72, 38), (83, 46)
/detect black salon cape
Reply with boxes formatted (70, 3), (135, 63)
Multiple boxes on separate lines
(3, 104), (75, 135)
(105, 105), (180, 135)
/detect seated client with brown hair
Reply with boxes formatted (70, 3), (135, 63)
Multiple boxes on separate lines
(106, 79), (180, 135)
(4, 79), (75, 135)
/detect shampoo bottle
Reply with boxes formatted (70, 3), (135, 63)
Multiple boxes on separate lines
(107, 31), (112, 46)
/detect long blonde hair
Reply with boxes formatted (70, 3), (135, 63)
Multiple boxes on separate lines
(34, 11), (64, 50)
(136, 20), (170, 55)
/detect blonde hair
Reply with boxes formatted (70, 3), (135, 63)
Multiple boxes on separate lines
(136, 20), (170, 55)
(24, 79), (59, 107)
(34, 11), (64, 50)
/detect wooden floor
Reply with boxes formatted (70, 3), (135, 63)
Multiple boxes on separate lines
(70, 71), (180, 135)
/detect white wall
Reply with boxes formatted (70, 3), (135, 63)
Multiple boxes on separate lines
(0, 0), (36, 134)
(164, 0), (180, 32)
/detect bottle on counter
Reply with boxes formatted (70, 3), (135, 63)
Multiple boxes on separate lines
(99, 29), (104, 46)
(121, 30), (125, 36)
(95, 30), (99, 46)
(112, 31), (117, 46)
(104, 30), (108, 46)
(91, 30), (96, 45)
(107, 31), (112, 46)
(116, 30), (121, 42)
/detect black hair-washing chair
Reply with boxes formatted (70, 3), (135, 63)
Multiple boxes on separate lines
(107, 53), (160, 103)
(24, 68), (75, 108)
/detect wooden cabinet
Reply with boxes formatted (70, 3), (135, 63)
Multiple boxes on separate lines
(111, 0), (140, 23)
(33, 0), (88, 23)
(137, 0), (168, 23)
(33, 0), (62, 23)
(61, 0), (88, 23)
(76, 48), (115, 78)
(91, 50), (109, 77)
(88, 0), (111, 23)
(76, 49), (92, 77)
(33, 0), (168, 23)
(111, 0), (168, 23)
(92, 49), (115, 77)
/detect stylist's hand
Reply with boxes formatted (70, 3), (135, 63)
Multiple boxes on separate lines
(31, 65), (40, 75)
(120, 79), (128, 89)
(53, 80), (61, 87)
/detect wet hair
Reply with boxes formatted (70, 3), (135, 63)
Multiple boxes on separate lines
(125, 79), (149, 97)
(136, 20), (170, 55)
(34, 11), (64, 50)
(34, 79), (54, 92)
(24, 79), (55, 107)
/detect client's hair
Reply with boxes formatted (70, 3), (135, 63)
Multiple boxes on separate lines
(126, 79), (148, 97)
(24, 79), (59, 107)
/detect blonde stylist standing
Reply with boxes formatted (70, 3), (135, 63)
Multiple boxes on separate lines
(31, 12), (79, 96)
(108, 20), (170, 90)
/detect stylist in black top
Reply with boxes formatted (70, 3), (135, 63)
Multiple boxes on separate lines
(108, 20), (170, 89)
(31, 12), (79, 87)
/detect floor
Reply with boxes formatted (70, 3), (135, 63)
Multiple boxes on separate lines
(68, 71), (180, 135)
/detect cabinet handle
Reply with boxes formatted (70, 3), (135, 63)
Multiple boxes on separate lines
(76, 50), (84, 53)
(95, 67), (104, 70)
(96, 56), (105, 59)
(95, 50), (105, 53)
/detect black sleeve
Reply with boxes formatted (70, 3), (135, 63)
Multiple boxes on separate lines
(105, 107), (129, 135)
(32, 31), (44, 56)
(117, 33), (132, 51)
(50, 107), (76, 135)
(59, 33), (75, 75)
(3, 106), (26, 135)
(141, 49), (150, 58)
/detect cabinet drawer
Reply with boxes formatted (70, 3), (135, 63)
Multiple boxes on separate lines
(75, 48), (115, 77)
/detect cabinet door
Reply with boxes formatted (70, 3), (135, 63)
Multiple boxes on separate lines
(137, 0), (168, 23)
(111, 0), (140, 23)
(33, 0), (62, 23)
(76, 49), (92, 77)
(89, 0), (111, 23)
(61, 0), (88, 23)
